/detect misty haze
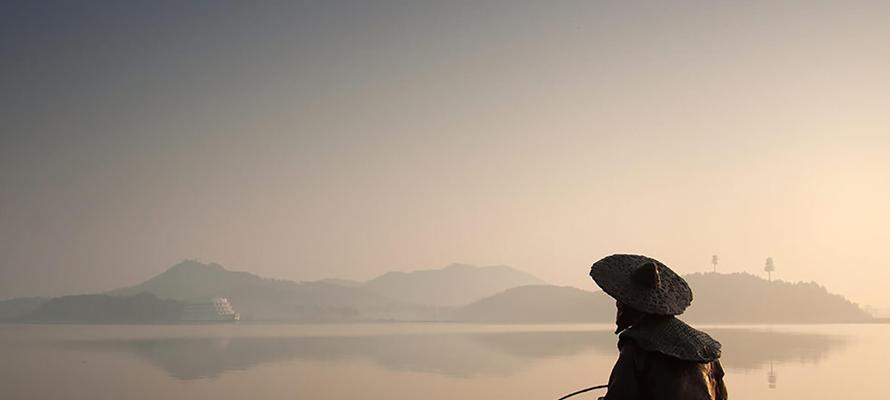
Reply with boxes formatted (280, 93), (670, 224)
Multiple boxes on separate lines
(2, 1), (889, 400)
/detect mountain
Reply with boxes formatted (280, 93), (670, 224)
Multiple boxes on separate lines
(316, 278), (363, 288)
(21, 293), (183, 323)
(453, 285), (612, 323)
(107, 260), (272, 301)
(1, 262), (872, 324)
(107, 260), (426, 321)
(451, 273), (872, 324)
(97, 261), (545, 320)
(363, 263), (545, 307)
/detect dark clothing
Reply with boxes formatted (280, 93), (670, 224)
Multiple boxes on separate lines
(602, 341), (727, 400)
(601, 316), (727, 400)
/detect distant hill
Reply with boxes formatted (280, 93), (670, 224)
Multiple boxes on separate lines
(106, 260), (427, 321)
(682, 272), (871, 323)
(316, 278), (363, 288)
(0, 297), (48, 321)
(862, 305), (890, 318)
(453, 285), (612, 323)
(0, 262), (872, 324)
(363, 263), (545, 307)
(450, 273), (871, 324)
(21, 293), (184, 323)
(100, 261), (545, 320)
(107, 260), (275, 301)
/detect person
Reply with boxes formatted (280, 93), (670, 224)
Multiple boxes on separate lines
(589, 254), (728, 400)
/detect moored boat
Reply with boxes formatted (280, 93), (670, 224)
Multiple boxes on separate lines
(181, 297), (240, 321)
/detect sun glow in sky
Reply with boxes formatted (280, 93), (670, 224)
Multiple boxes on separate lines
(2, 1), (889, 307)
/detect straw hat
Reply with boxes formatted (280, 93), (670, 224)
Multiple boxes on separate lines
(621, 315), (722, 362)
(589, 254), (692, 316)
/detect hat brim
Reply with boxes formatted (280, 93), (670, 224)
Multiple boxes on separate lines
(621, 315), (721, 362)
(590, 254), (692, 315)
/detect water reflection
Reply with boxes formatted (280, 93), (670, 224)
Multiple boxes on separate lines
(706, 328), (848, 370)
(60, 328), (847, 380)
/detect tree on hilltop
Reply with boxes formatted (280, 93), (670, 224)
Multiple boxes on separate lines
(765, 257), (776, 282)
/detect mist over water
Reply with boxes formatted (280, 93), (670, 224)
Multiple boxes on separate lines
(2, 323), (882, 399)
(3, 1), (889, 399)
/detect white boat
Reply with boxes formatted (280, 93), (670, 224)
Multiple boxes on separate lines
(181, 297), (240, 322)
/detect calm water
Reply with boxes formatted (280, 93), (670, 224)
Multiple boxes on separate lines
(1, 323), (886, 399)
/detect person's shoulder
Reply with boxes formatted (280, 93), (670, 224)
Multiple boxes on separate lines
(616, 335), (650, 374)
(617, 335), (648, 356)
(616, 331), (634, 350)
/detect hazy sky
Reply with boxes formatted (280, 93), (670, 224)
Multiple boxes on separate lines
(2, 1), (889, 307)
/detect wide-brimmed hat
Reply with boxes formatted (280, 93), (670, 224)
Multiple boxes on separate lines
(621, 315), (721, 362)
(589, 254), (692, 315)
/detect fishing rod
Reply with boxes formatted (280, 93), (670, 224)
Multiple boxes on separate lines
(556, 384), (608, 400)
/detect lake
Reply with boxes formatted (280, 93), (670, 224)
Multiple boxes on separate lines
(1, 323), (886, 399)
